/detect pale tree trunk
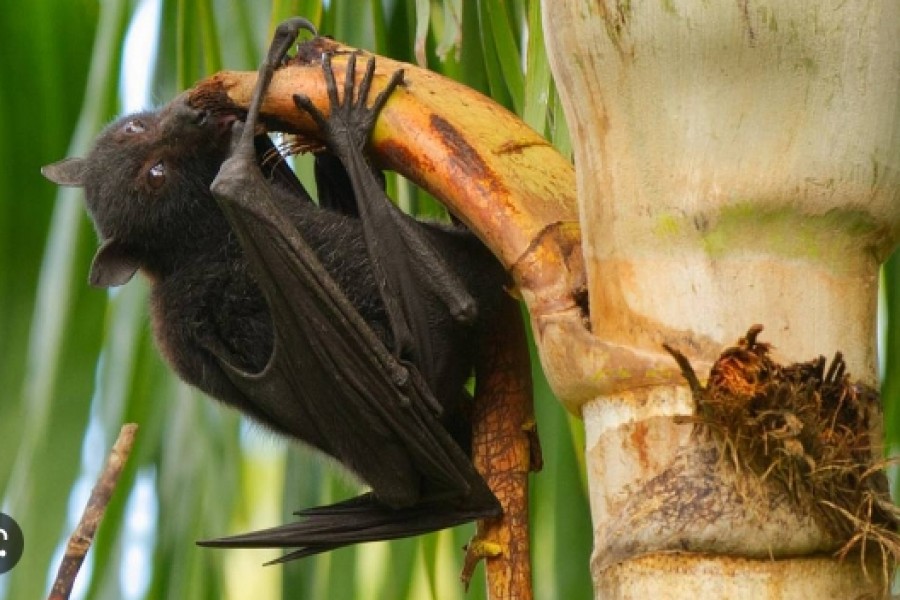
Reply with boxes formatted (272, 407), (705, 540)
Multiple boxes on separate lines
(538, 1), (900, 598)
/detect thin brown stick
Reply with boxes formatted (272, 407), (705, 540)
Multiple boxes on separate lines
(47, 423), (138, 600)
(463, 297), (540, 599)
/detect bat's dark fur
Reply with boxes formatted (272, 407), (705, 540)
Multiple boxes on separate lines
(42, 18), (507, 558)
(48, 103), (381, 412)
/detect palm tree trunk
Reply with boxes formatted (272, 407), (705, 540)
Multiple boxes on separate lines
(540, 1), (900, 597)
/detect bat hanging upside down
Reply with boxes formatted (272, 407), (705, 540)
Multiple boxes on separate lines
(42, 17), (510, 560)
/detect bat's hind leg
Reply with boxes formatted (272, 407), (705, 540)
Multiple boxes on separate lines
(294, 54), (481, 331)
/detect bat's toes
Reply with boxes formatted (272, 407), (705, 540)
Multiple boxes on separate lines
(292, 94), (328, 129)
(387, 68), (405, 92)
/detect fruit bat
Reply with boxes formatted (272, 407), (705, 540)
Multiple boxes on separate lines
(42, 17), (506, 561)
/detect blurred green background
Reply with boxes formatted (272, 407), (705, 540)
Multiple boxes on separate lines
(0, 1), (896, 599)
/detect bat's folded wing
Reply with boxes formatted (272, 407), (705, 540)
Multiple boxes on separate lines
(205, 173), (496, 514)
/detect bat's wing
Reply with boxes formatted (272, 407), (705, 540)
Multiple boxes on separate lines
(213, 161), (490, 497)
(200, 153), (497, 553)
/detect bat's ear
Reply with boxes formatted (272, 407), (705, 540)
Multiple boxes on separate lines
(89, 239), (139, 288)
(41, 158), (88, 187)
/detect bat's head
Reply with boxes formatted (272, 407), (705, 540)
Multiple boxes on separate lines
(42, 95), (239, 287)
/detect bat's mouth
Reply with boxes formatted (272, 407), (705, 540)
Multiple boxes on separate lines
(184, 90), (325, 158)
(204, 111), (239, 135)
(191, 108), (242, 142)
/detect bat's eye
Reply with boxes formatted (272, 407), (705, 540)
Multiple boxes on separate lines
(193, 110), (209, 127)
(147, 162), (166, 188)
(124, 120), (145, 134)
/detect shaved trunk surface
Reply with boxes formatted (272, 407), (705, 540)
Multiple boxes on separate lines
(540, 1), (900, 597)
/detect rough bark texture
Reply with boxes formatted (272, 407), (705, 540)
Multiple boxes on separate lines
(542, 1), (900, 597)
(464, 295), (541, 598)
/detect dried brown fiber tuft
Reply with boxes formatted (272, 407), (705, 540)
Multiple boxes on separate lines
(665, 325), (900, 581)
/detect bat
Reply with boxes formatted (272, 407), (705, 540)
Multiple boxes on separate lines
(41, 17), (507, 561)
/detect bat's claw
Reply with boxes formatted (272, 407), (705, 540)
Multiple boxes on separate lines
(268, 18), (317, 68)
(367, 65), (405, 118)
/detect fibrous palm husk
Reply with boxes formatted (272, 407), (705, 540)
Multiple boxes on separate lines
(665, 325), (900, 581)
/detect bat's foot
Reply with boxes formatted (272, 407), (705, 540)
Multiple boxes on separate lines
(293, 52), (404, 159)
